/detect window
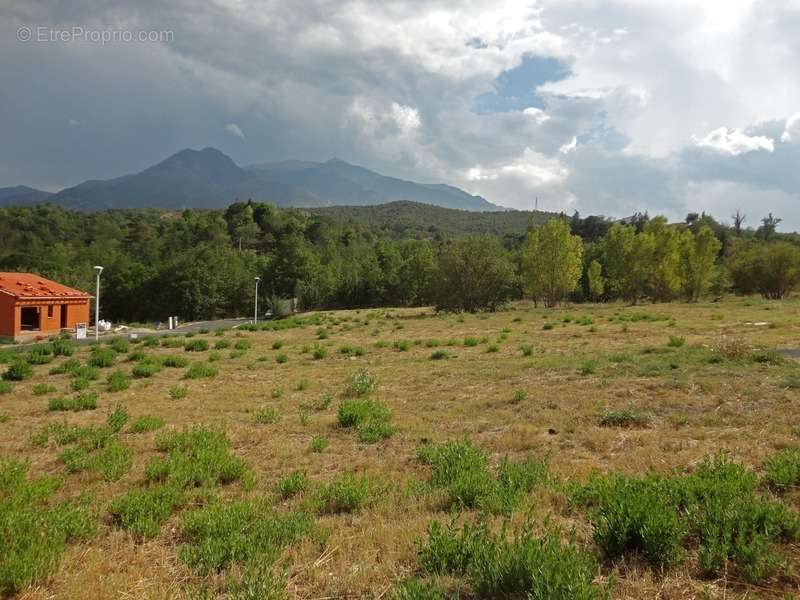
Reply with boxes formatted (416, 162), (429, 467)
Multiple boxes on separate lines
(47, 305), (54, 319)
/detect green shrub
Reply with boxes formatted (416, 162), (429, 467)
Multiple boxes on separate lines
(389, 578), (446, 600)
(310, 435), (329, 453)
(132, 362), (161, 378)
(161, 337), (185, 348)
(254, 408), (280, 424)
(542, 323), (554, 331)
(419, 520), (607, 600)
(598, 409), (649, 428)
(106, 370), (130, 392)
(208, 350), (221, 362)
(2, 361), (33, 381)
(311, 344), (327, 360)
(579, 360), (596, 375)
(94, 440), (133, 481)
(70, 376), (90, 392)
(163, 355), (190, 368)
(276, 470), (309, 499)
(486, 343), (499, 353)
(178, 501), (313, 573)
(763, 448), (800, 492)
(234, 339), (251, 351)
(271, 340), (283, 350)
(32, 383), (57, 396)
(49, 358), (81, 375)
(394, 339), (411, 352)
(184, 362), (217, 379)
(430, 350), (450, 360)
(0, 381), (11, 395)
(344, 368), (377, 397)
(89, 348), (116, 368)
(130, 415), (166, 434)
(25, 344), (54, 365)
(520, 344), (534, 357)
(425, 339), (441, 348)
(48, 391), (98, 412)
(463, 337), (479, 347)
(313, 472), (376, 514)
(0, 460), (95, 595)
(184, 339), (209, 352)
(71, 365), (99, 380)
(229, 349), (246, 359)
(107, 403), (129, 433)
(275, 352), (288, 364)
(109, 486), (185, 539)
(147, 427), (247, 489)
(214, 339), (230, 350)
(512, 389), (527, 404)
(52, 339), (75, 357)
(667, 335), (686, 348)
(108, 338), (130, 354)
(141, 336), (159, 347)
(169, 384), (188, 400)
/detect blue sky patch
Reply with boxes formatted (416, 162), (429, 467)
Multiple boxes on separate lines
(475, 55), (571, 114)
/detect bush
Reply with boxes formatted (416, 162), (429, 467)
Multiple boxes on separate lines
(107, 403), (129, 433)
(142, 336), (159, 347)
(184, 339), (209, 352)
(214, 339), (230, 350)
(254, 408), (280, 424)
(109, 486), (185, 539)
(106, 370), (131, 392)
(108, 338), (130, 354)
(32, 383), (56, 396)
(71, 365), (99, 380)
(275, 352), (288, 364)
(178, 501), (313, 573)
(48, 391), (98, 412)
(313, 472), (376, 514)
(132, 362), (161, 378)
(169, 384), (188, 400)
(89, 348), (116, 368)
(512, 389), (527, 404)
(344, 368), (377, 397)
(184, 362), (217, 379)
(147, 427), (247, 489)
(272, 340), (283, 350)
(234, 339), (251, 351)
(394, 339), (411, 352)
(310, 435), (329, 453)
(0, 381), (12, 395)
(0, 460), (95, 595)
(542, 323), (554, 331)
(276, 470), (308, 499)
(2, 361), (32, 381)
(52, 339), (74, 357)
(520, 344), (534, 357)
(598, 409), (649, 428)
(430, 350), (451, 360)
(93, 440), (133, 481)
(311, 344), (327, 360)
(763, 448), (800, 493)
(130, 415), (165, 434)
(70, 376), (90, 392)
(667, 335), (686, 348)
(25, 344), (54, 365)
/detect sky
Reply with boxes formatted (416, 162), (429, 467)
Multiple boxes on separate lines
(2, 1), (799, 228)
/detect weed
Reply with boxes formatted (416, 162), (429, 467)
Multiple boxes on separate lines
(130, 415), (165, 434)
(108, 338), (130, 354)
(52, 339), (75, 357)
(275, 352), (288, 364)
(107, 403), (129, 433)
(71, 376), (90, 391)
(32, 383), (57, 396)
(184, 362), (218, 379)
(394, 339), (411, 351)
(311, 392), (333, 411)
(667, 335), (686, 348)
(2, 361), (33, 381)
(106, 370), (131, 392)
(310, 435), (329, 453)
(520, 344), (534, 357)
(169, 384), (188, 400)
(185, 339), (209, 352)
(598, 409), (649, 428)
(430, 350), (451, 360)
(313, 472), (376, 514)
(311, 344), (328, 360)
(89, 348), (116, 368)
(271, 387), (283, 399)
(0, 381), (12, 395)
(486, 343), (499, 353)
(234, 339), (251, 351)
(276, 470), (309, 499)
(542, 323), (554, 331)
(48, 391), (98, 412)
(512, 389), (527, 404)
(255, 408), (280, 424)
(763, 448), (800, 492)
(272, 340), (284, 350)
(109, 486), (185, 539)
(463, 337), (479, 347)
(132, 363), (161, 378)
(163, 355), (190, 368)
(344, 368), (377, 397)
(215, 339), (231, 350)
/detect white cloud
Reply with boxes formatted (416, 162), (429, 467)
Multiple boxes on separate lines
(224, 123), (245, 139)
(782, 113), (800, 143)
(522, 107), (550, 124)
(559, 136), (577, 154)
(693, 127), (774, 155)
(466, 147), (568, 187)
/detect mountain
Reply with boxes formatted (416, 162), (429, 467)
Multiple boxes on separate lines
(246, 158), (499, 211)
(309, 200), (556, 239)
(5, 147), (500, 212)
(0, 185), (53, 206)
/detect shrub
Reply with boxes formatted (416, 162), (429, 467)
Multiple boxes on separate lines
(142, 336), (159, 347)
(425, 339), (441, 348)
(106, 370), (130, 392)
(520, 344), (534, 357)
(254, 408), (280, 424)
(311, 345), (327, 360)
(178, 501), (313, 573)
(146, 427), (247, 489)
(275, 352), (288, 364)
(132, 362), (161, 378)
(234, 339), (251, 351)
(2, 361), (32, 381)
(109, 486), (185, 539)
(49, 358), (80, 375)
(310, 435), (329, 453)
(163, 355), (190, 368)
(598, 409), (649, 428)
(52, 339), (74, 357)
(295, 379), (309, 391)
(214, 339), (230, 350)
(512, 389), (527, 404)
(394, 339), (411, 352)
(389, 578), (446, 600)
(276, 470), (309, 499)
(71, 376), (90, 392)
(25, 345), (54, 365)
(48, 392), (98, 412)
(184, 362), (217, 379)
(763, 448), (800, 492)
(272, 340), (284, 350)
(311, 392), (333, 411)
(130, 415), (166, 434)
(108, 338), (130, 354)
(0, 460), (95, 595)
(89, 348), (116, 368)
(486, 343), (499, 353)
(313, 472), (376, 514)
(184, 339), (209, 352)
(430, 350), (450, 360)
(463, 337), (479, 347)
(107, 403), (129, 433)
(168, 384), (188, 400)
(542, 323), (554, 331)
(667, 335), (686, 348)
(344, 368), (377, 397)
(32, 383), (56, 396)
(71, 365), (99, 380)
(94, 440), (133, 481)
(0, 381), (12, 395)
(579, 360), (596, 375)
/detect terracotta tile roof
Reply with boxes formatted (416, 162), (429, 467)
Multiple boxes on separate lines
(0, 272), (91, 299)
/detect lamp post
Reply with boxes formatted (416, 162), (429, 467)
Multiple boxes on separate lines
(254, 277), (261, 324)
(93, 265), (103, 340)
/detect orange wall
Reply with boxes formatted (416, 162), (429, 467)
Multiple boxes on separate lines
(0, 296), (90, 340)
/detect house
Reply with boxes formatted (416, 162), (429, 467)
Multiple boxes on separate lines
(0, 273), (91, 341)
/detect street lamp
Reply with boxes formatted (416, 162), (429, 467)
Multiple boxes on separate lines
(254, 277), (261, 324)
(93, 265), (103, 340)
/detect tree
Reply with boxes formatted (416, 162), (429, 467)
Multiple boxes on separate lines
(732, 209), (746, 235)
(728, 241), (800, 299)
(643, 217), (680, 302)
(757, 213), (782, 240)
(432, 236), (515, 312)
(678, 226), (721, 302)
(602, 224), (651, 304)
(586, 260), (605, 300)
(520, 219), (584, 307)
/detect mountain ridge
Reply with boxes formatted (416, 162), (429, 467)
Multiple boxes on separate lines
(2, 148), (501, 212)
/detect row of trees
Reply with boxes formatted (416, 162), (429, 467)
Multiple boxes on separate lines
(1, 202), (799, 319)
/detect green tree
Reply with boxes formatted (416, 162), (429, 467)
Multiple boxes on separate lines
(728, 241), (800, 299)
(643, 217), (680, 302)
(678, 226), (721, 302)
(586, 259), (605, 300)
(602, 224), (651, 304)
(520, 219), (584, 307)
(432, 236), (515, 312)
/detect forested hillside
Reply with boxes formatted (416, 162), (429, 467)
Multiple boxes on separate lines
(0, 202), (797, 323)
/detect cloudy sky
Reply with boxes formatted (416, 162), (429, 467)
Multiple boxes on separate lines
(2, 1), (799, 228)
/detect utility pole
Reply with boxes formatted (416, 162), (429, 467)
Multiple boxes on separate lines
(254, 276), (261, 324)
(93, 265), (103, 340)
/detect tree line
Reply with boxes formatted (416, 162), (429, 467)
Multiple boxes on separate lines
(0, 202), (798, 321)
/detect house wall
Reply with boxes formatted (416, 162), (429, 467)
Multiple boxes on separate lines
(0, 294), (15, 339)
(0, 297), (91, 341)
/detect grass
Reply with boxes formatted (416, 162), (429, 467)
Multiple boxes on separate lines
(48, 391), (98, 412)
(132, 363), (161, 378)
(184, 339), (209, 352)
(88, 348), (116, 368)
(130, 415), (166, 433)
(344, 368), (377, 397)
(169, 384), (188, 400)
(312, 472), (377, 514)
(32, 383), (57, 396)
(2, 361), (32, 381)
(254, 408), (280, 424)
(337, 398), (395, 442)
(184, 362), (218, 379)
(598, 409), (650, 428)
(275, 470), (309, 499)
(310, 435), (329, 453)
(109, 486), (185, 539)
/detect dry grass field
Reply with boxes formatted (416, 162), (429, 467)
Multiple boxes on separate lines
(3, 296), (800, 599)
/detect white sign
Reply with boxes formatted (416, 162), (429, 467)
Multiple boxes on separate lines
(75, 322), (87, 340)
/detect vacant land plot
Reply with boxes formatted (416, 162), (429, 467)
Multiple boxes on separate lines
(3, 297), (800, 599)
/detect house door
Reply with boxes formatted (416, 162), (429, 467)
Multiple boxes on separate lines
(20, 306), (40, 331)
(60, 305), (68, 329)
